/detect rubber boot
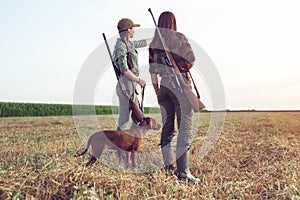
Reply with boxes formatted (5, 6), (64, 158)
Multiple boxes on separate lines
(161, 142), (176, 174)
(176, 148), (201, 183)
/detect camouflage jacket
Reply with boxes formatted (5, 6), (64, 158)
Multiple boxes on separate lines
(149, 31), (195, 76)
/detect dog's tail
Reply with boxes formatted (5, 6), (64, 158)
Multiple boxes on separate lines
(74, 137), (91, 157)
(74, 148), (88, 157)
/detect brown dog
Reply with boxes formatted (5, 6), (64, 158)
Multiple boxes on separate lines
(74, 117), (161, 168)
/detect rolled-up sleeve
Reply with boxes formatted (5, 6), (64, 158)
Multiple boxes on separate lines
(133, 40), (147, 49)
(114, 47), (129, 73)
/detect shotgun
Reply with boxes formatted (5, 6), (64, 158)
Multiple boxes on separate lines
(148, 8), (205, 112)
(102, 33), (144, 122)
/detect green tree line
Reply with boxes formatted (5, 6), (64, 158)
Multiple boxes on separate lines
(0, 102), (118, 117)
(0, 102), (162, 117)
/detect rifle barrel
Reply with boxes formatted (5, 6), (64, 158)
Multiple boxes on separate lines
(148, 8), (183, 93)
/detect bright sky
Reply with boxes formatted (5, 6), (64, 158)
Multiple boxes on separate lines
(1, 0), (300, 110)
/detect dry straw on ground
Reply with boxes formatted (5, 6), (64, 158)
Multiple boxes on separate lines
(0, 112), (299, 199)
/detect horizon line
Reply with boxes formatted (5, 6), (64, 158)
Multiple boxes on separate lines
(0, 101), (299, 112)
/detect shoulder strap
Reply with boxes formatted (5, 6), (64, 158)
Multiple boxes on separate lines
(140, 86), (145, 112)
(121, 39), (134, 70)
(188, 71), (200, 99)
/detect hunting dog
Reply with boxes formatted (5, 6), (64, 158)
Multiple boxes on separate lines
(74, 117), (161, 168)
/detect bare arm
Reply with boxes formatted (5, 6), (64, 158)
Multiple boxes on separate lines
(122, 70), (146, 87)
(151, 74), (159, 96)
(145, 38), (153, 46)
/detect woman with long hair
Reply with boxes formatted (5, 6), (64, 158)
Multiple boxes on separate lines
(149, 11), (200, 183)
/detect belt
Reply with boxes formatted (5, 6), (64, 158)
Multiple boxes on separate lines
(160, 74), (176, 78)
(160, 72), (190, 79)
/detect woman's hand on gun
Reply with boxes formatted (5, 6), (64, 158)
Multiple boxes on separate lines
(123, 70), (146, 87)
(136, 77), (146, 88)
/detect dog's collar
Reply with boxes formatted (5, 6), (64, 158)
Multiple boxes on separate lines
(137, 117), (150, 129)
(143, 117), (150, 124)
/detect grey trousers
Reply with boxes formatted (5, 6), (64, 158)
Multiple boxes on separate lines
(116, 79), (139, 130)
(158, 78), (193, 164)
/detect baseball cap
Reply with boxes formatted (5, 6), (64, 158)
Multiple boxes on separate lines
(117, 18), (140, 32)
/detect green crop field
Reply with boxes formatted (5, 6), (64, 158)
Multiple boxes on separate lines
(0, 112), (299, 199)
(0, 102), (165, 117)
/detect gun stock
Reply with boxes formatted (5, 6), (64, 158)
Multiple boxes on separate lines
(177, 74), (205, 112)
(166, 49), (205, 112)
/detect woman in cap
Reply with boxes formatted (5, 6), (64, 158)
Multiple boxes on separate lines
(113, 18), (151, 130)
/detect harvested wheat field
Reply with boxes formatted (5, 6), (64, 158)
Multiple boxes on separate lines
(0, 112), (299, 199)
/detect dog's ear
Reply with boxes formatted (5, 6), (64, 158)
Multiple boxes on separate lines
(148, 117), (157, 130)
(149, 117), (161, 130)
(148, 118), (153, 129)
(139, 117), (150, 127)
(141, 117), (160, 130)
